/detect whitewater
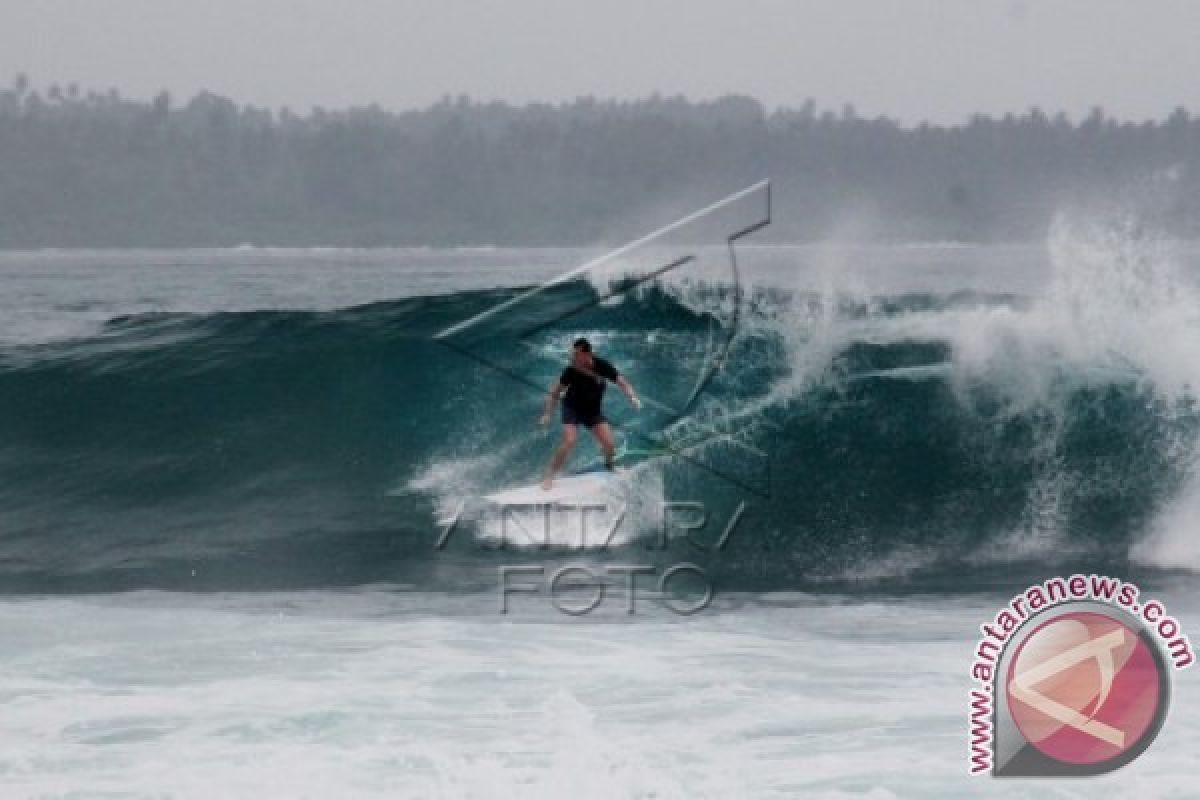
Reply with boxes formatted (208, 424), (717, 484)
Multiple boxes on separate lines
(1, 228), (1199, 797)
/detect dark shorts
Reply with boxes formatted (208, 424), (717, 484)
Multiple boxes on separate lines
(562, 406), (607, 429)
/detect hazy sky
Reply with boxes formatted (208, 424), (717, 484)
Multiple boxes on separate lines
(3, 0), (1198, 124)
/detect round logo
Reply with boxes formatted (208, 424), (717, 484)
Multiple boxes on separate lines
(1005, 611), (1167, 767)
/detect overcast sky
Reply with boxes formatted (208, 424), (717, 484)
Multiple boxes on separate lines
(3, 0), (1198, 124)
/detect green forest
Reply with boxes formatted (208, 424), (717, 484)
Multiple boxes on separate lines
(2, 75), (1198, 247)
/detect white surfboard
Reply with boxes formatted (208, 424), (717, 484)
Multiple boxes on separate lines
(482, 468), (626, 507)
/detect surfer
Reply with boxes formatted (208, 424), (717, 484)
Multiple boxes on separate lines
(539, 338), (641, 489)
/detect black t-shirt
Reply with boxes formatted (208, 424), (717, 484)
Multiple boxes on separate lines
(560, 357), (619, 417)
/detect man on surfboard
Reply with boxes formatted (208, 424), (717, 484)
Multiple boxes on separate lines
(539, 338), (641, 489)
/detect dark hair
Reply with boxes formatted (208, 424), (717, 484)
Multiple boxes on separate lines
(572, 337), (592, 353)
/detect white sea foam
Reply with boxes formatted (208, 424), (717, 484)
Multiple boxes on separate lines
(710, 217), (1200, 570)
(2, 590), (1196, 798)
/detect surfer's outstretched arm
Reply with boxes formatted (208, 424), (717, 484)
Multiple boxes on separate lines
(616, 375), (641, 409)
(539, 381), (563, 425)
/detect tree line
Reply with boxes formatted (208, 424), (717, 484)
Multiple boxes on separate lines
(2, 74), (1198, 247)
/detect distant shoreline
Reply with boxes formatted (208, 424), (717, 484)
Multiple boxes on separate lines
(3, 78), (1198, 248)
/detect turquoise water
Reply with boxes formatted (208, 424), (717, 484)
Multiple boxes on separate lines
(1, 235), (1198, 795)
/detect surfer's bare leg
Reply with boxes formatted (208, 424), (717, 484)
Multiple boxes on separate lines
(591, 422), (617, 469)
(543, 424), (578, 489)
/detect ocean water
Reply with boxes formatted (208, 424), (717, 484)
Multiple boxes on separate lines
(1, 227), (1199, 797)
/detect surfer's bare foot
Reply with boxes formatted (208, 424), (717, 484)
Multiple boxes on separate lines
(541, 476), (553, 490)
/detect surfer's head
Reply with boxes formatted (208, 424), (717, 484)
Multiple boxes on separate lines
(571, 337), (593, 368)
